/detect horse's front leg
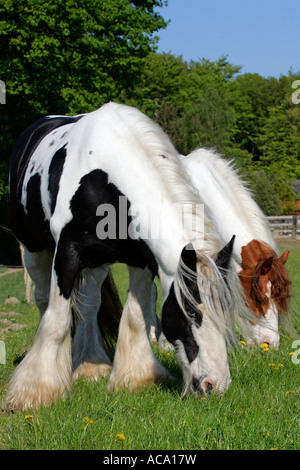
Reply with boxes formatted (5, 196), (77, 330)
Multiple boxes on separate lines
(107, 266), (169, 392)
(72, 265), (113, 381)
(5, 263), (74, 411)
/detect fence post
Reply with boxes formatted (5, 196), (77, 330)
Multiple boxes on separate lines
(292, 214), (298, 238)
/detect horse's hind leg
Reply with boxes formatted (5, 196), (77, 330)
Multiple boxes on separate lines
(72, 266), (113, 381)
(23, 248), (53, 318)
(107, 266), (169, 392)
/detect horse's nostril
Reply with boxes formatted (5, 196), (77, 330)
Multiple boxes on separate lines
(201, 377), (214, 395)
(204, 381), (213, 394)
(193, 376), (215, 395)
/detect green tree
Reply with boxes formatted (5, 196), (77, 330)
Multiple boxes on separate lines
(258, 103), (300, 178)
(255, 96), (300, 211)
(246, 170), (281, 216)
(0, 0), (168, 156)
(228, 73), (287, 158)
(179, 57), (240, 154)
(127, 52), (188, 150)
(180, 86), (234, 154)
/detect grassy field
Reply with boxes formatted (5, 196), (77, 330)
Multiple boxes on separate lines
(0, 240), (299, 450)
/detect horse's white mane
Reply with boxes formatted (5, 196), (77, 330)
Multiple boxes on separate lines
(107, 103), (221, 255)
(185, 148), (277, 253)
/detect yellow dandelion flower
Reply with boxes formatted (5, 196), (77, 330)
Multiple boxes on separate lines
(262, 347), (270, 352)
(278, 363), (284, 367)
(116, 433), (125, 440)
(83, 417), (94, 424)
(289, 352), (295, 356)
(269, 364), (275, 367)
(25, 414), (33, 420)
(260, 343), (269, 348)
(132, 407), (136, 410)
(238, 341), (246, 345)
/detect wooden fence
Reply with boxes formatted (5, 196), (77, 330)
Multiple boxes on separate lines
(267, 215), (300, 239)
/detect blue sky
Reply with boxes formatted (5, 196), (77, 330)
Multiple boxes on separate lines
(156, 0), (300, 78)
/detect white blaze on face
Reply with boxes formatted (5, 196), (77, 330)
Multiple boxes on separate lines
(190, 316), (231, 393)
(246, 282), (280, 348)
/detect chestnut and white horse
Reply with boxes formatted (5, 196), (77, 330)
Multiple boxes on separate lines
(180, 149), (291, 347)
(5, 103), (252, 410)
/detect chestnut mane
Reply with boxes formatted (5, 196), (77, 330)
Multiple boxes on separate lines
(269, 256), (291, 314)
(239, 240), (291, 317)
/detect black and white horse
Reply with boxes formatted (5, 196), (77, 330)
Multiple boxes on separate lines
(6, 103), (250, 410)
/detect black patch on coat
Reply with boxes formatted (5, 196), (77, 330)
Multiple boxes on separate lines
(9, 114), (83, 251)
(48, 144), (67, 215)
(162, 283), (199, 363)
(179, 243), (202, 322)
(54, 169), (158, 299)
(25, 173), (55, 252)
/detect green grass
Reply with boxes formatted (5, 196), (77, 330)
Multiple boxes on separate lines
(0, 241), (299, 450)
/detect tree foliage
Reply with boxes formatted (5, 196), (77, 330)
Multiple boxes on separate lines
(130, 56), (300, 215)
(0, 0), (168, 151)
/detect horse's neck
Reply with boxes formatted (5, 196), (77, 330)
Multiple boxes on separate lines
(182, 150), (277, 262)
(80, 106), (221, 286)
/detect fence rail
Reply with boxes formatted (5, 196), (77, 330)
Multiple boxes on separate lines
(267, 215), (300, 238)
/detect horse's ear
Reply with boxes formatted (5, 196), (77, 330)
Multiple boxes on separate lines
(278, 250), (290, 265)
(181, 243), (197, 271)
(215, 235), (235, 271)
(257, 256), (273, 276)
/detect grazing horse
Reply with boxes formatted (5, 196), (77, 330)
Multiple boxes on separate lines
(181, 148), (291, 347)
(6, 103), (250, 410)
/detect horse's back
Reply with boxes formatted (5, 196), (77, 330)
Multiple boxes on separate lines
(182, 149), (276, 257)
(9, 114), (84, 251)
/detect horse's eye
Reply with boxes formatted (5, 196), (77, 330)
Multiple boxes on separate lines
(187, 310), (197, 319)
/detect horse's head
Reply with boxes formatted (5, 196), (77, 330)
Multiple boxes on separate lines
(162, 236), (236, 396)
(238, 240), (291, 347)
